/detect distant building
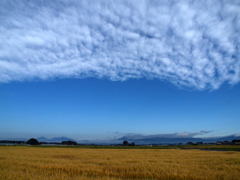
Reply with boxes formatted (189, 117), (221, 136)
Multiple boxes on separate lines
(216, 141), (232, 145)
(222, 141), (231, 145)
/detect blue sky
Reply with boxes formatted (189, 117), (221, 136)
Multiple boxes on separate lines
(0, 0), (240, 141)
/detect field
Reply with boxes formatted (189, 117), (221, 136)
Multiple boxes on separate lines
(0, 146), (240, 180)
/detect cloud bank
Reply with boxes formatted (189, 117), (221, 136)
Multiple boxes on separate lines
(117, 132), (240, 144)
(1, 0), (240, 89)
(117, 131), (213, 141)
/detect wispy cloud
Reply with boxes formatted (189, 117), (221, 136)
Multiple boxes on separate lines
(1, 0), (239, 89)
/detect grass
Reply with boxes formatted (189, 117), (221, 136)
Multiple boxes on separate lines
(30, 145), (180, 149)
(179, 145), (240, 151)
(0, 146), (240, 179)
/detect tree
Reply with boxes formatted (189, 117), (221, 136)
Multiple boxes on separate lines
(123, 140), (129, 146)
(62, 140), (77, 145)
(26, 138), (39, 145)
(232, 139), (240, 144)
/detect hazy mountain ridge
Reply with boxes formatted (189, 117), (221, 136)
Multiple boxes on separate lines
(37, 137), (76, 142)
(1, 134), (239, 144)
(118, 135), (240, 144)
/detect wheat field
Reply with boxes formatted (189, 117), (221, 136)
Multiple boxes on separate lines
(0, 146), (239, 180)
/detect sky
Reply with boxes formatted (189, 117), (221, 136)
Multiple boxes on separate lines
(0, 0), (240, 142)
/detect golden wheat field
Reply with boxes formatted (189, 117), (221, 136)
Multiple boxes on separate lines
(0, 146), (240, 180)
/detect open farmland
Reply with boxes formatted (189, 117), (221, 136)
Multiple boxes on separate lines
(0, 146), (240, 180)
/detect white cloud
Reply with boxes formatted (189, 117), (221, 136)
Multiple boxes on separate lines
(0, 0), (239, 90)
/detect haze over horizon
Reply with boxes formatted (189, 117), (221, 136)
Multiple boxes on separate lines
(1, 0), (240, 142)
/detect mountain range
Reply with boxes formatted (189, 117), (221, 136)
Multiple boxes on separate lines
(37, 136), (76, 142)
(1, 134), (240, 145)
(118, 135), (240, 144)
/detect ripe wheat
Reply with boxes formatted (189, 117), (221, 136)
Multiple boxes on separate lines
(0, 146), (239, 180)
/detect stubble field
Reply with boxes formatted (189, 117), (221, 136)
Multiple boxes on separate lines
(0, 146), (239, 180)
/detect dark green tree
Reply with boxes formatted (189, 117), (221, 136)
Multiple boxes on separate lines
(123, 140), (129, 146)
(26, 138), (39, 145)
(62, 140), (77, 145)
(232, 139), (240, 144)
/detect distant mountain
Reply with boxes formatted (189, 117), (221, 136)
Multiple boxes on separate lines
(37, 136), (75, 142)
(37, 137), (50, 141)
(1, 134), (239, 145)
(50, 137), (75, 142)
(118, 135), (240, 144)
(204, 135), (240, 142)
